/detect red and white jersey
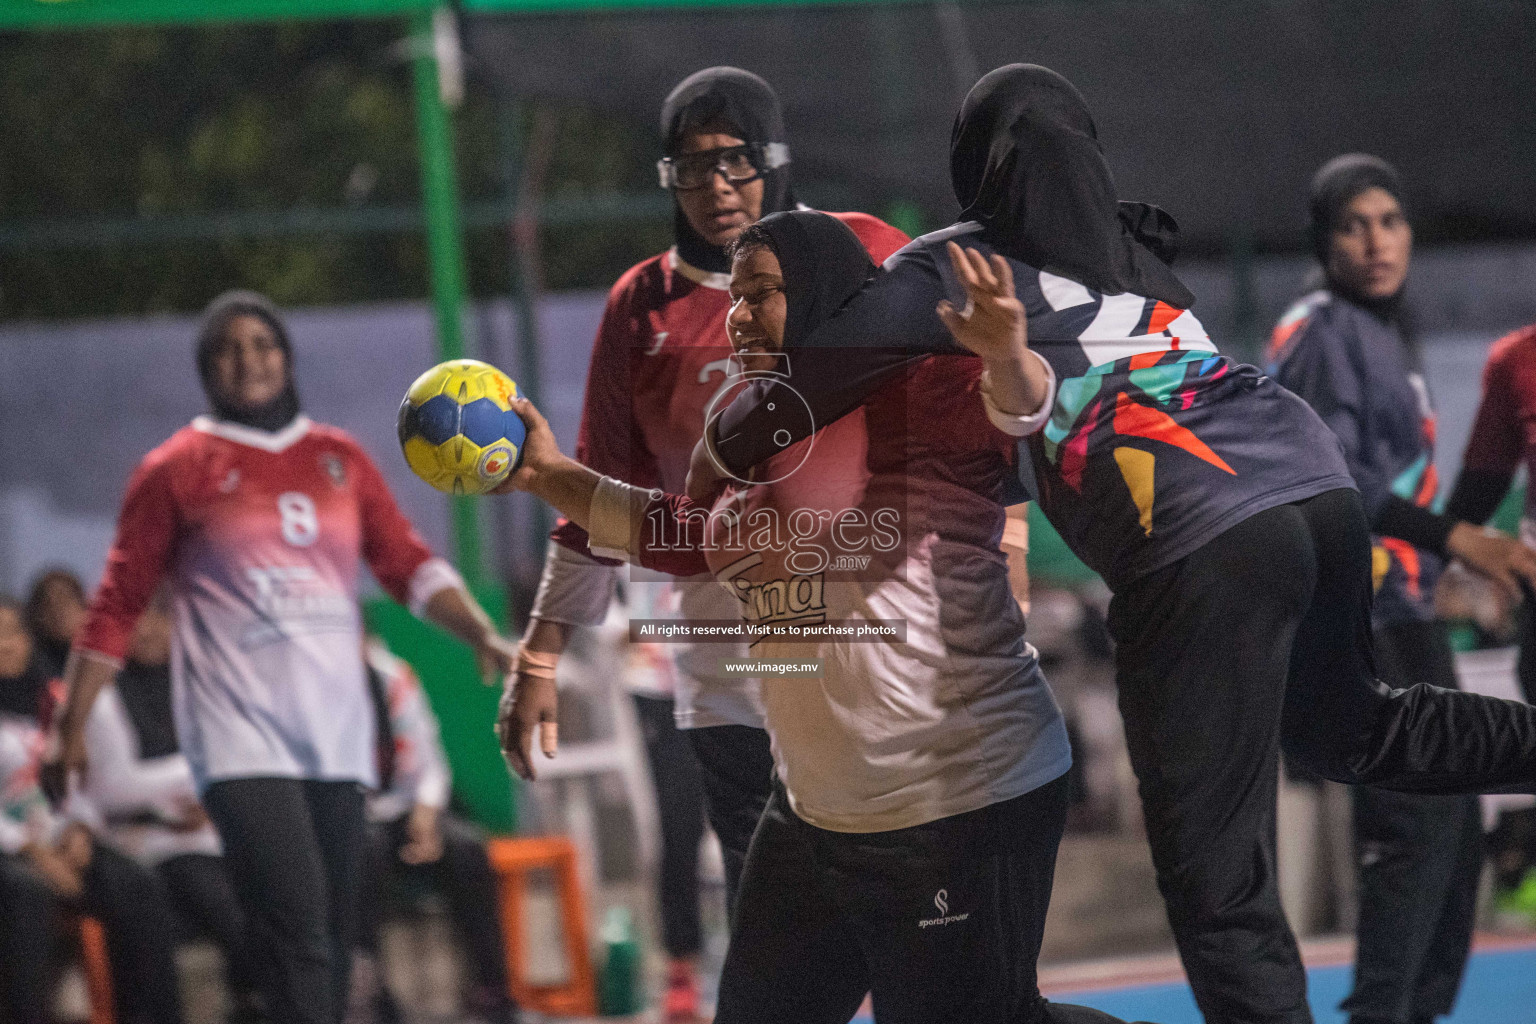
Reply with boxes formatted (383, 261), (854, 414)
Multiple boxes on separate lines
(625, 358), (1071, 833)
(76, 416), (462, 791)
(364, 640), (450, 824)
(536, 212), (910, 729)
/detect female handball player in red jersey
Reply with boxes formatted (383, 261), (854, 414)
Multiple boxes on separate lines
(695, 65), (1536, 1024)
(494, 210), (1152, 1024)
(503, 67), (907, 1016)
(44, 291), (521, 1024)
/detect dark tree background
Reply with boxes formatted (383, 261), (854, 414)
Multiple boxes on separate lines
(0, 21), (672, 319)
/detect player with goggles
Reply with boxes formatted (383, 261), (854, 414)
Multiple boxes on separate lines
(658, 141), (791, 190)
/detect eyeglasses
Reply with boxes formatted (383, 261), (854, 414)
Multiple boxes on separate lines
(657, 142), (790, 191)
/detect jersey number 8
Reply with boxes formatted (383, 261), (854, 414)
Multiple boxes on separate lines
(278, 492), (320, 548)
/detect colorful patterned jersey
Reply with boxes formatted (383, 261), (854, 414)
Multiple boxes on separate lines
(1268, 290), (1441, 624)
(713, 222), (1354, 591)
(364, 639), (450, 823)
(76, 416), (461, 791)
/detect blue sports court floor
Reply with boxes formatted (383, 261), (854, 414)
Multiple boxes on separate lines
(845, 935), (1536, 1024)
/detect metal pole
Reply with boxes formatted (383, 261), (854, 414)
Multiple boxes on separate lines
(409, 3), (483, 589)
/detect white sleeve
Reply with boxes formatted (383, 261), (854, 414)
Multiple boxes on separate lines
(413, 702), (452, 812)
(406, 557), (467, 618)
(386, 675), (451, 811)
(0, 815), (26, 855)
(981, 349), (1057, 437)
(82, 688), (197, 824)
(528, 540), (621, 627)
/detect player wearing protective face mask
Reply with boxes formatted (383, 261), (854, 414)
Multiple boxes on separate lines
(498, 70), (907, 982)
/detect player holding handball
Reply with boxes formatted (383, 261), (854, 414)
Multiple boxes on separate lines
(43, 291), (521, 1024)
(499, 67), (907, 929)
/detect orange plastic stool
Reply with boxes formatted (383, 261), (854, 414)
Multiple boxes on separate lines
(486, 836), (597, 1017)
(78, 917), (116, 1024)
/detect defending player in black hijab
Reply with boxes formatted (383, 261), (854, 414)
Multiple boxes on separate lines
(951, 64), (1192, 308)
(704, 63), (1536, 1024)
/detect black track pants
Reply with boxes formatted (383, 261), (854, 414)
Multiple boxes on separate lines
(634, 695), (706, 958)
(715, 775), (1153, 1024)
(1110, 487), (1536, 1024)
(1342, 622), (1482, 1024)
(361, 811), (515, 1013)
(0, 845), (184, 1024)
(203, 778), (364, 1024)
(157, 853), (260, 1001)
(687, 724), (774, 921)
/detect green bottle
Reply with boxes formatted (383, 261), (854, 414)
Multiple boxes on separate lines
(598, 905), (643, 1016)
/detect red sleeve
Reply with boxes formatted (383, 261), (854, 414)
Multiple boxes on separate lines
(830, 212), (911, 265)
(75, 453), (180, 661)
(1461, 332), (1527, 475)
(634, 492), (715, 577)
(551, 265), (663, 562)
(351, 441), (438, 604)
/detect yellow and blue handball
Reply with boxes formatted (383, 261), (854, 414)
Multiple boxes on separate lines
(398, 359), (527, 495)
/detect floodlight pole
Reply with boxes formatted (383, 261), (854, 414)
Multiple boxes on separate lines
(409, 3), (485, 591)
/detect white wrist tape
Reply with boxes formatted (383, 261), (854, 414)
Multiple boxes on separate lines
(981, 349), (1057, 437)
(588, 476), (654, 562)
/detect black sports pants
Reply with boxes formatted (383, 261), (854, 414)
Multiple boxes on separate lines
(157, 853), (261, 1004)
(715, 774), (1151, 1024)
(1342, 622), (1481, 1024)
(203, 778), (365, 1024)
(360, 811), (515, 1015)
(1110, 488), (1536, 1024)
(634, 694), (706, 958)
(687, 723), (775, 921)
(0, 843), (184, 1024)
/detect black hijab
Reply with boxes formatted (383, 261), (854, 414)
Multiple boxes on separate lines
(950, 64), (1194, 309)
(195, 289), (302, 432)
(661, 67), (796, 275)
(750, 210), (876, 347)
(116, 659), (179, 759)
(1308, 153), (1409, 322)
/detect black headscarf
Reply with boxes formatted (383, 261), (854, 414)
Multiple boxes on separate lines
(950, 64), (1194, 309)
(116, 659), (179, 759)
(195, 289), (301, 432)
(0, 659), (48, 720)
(1308, 153), (1410, 320)
(661, 67), (796, 275)
(750, 210), (876, 347)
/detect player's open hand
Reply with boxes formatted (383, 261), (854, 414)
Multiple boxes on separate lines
(936, 241), (1029, 362)
(1447, 523), (1536, 602)
(490, 397), (564, 496)
(497, 668), (558, 782)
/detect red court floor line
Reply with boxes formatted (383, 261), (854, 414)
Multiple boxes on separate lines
(1037, 932), (1536, 997)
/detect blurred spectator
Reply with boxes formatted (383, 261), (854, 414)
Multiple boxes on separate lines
(612, 583), (709, 1023)
(25, 569), (88, 680)
(0, 596), (185, 1024)
(73, 591), (264, 1022)
(1444, 320), (1536, 908)
(359, 637), (519, 1024)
